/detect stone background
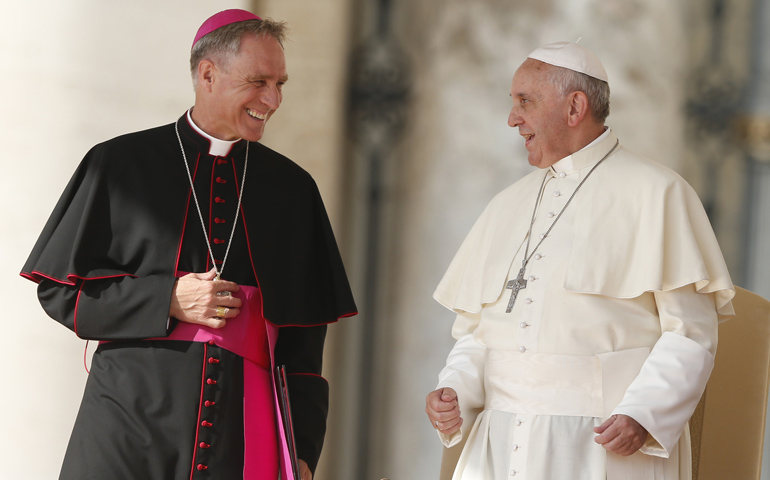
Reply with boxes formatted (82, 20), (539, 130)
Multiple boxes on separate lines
(3, 0), (768, 479)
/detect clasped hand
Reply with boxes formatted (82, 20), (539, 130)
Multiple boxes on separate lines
(169, 268), (242, 329)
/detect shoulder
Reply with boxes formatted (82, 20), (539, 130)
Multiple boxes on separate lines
(249, 142), (318, 190)
(92, 123), (175, 154)
(83, 123), (176, 173)
(606, 146), (694, 194)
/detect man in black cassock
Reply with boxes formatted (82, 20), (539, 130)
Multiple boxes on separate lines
(21, 9), (356, 480)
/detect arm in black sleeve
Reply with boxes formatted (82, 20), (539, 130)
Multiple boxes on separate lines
(274, 324), (329, 474)
(37, 274), (178, 340)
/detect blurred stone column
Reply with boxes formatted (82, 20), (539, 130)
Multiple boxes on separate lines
(250, 1), (361, 479)
(739, 0), (770, 299)
(737, 0), (770, 475)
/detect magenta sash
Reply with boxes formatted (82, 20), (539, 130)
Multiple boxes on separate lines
(160, 284), (294, 480)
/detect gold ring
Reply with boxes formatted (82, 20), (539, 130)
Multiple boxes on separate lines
(216, 306), (227, 318)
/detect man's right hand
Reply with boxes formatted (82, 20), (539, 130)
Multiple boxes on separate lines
(169, 268), (242, 329)
(425, 387), (463, 436)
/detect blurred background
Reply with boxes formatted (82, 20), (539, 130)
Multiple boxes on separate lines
(3, 0), (770, 478)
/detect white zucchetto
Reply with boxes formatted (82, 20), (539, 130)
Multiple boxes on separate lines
(527, 42), (608, 83)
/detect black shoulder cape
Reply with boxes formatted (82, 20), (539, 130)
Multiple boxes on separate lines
(21, 114), (357, 326)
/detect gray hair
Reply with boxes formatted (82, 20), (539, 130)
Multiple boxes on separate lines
(190, 18), (288, 87)
(547, 66), (610, 123)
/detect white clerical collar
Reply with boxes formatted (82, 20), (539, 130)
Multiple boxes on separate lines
(551, 127), (611, 174)
(186, 109), (240, 157)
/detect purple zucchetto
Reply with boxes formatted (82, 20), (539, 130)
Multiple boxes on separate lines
(192, 9), (262, 49)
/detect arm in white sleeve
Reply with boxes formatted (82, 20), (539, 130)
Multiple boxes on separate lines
(612, 283), (718, 457)
(436, 314), (486, 447)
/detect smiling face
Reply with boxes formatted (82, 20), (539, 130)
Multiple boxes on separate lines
(193, 34), (288, 142)
(507, 59), (573, 169)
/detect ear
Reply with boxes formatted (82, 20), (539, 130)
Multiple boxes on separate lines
(197, 59), (217, 93)
(566, 91), (590, 127)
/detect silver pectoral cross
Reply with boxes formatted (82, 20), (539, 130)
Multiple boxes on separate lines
(505, 267), (528, 313)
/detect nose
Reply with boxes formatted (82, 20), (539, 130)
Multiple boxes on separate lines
(262, 85), (282, 111)
(508, 107), (522, 128)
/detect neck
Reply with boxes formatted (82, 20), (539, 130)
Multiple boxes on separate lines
(571, 124), (606, 154)
(187, 109), (240, 157)
(190, 103), (239, 142)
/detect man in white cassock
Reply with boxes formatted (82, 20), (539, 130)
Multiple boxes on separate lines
(424, 42), (735, 480)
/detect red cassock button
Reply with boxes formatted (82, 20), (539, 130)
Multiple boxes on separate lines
(208, 357), (220, 364)
(215, 197), (225, 203)
(201, 421), (213, 427)
(216, 177), (227, 184)
(204, 400), (216, 407)
(217, 158), (228, 165)
(213, 238), (225, 245)
(199, 442), (211, 449)
(207, 378), (217, 385)
(197, 464), (208, 471)
(214, 217), (226, 224)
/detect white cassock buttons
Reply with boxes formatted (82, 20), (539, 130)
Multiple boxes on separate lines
(515, 419), (523, 426)
(559, 171), (566, 178)
(518, 346), (526, 353)
(512, 444), (519, 451)
(547, 212), (555, 218)
(528, 275), (536, 281)
(524, 298), (533, 305)
(520, 322), (528, 329)
(539, 233), (546, 239)
(553, 191), (561, 197)
(534, 254), (542, 260)
(510, 470), (517, 476)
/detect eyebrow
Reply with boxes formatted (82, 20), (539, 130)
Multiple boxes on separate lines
(246, 73), (290, 83)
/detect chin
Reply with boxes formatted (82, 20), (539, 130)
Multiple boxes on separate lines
(242, 129), (265, 143)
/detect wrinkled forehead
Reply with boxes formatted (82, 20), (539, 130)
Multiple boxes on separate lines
(511, 59), (552, 91)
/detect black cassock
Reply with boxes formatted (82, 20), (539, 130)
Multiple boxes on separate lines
(21, 114), (357, 479)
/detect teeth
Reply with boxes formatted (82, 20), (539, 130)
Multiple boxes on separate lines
(247, 109), (266, 120)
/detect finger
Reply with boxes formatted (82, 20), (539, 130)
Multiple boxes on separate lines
(426, 390), (455, 411)
(603, 435), (639, 456)
(201, 317), (227, 329)
(437, 417), (464, 436)
(440, 387), (458, 402)
(185, 268), (217, 281)
(436, 415), (462, 431)
(211, 306), (241, 319)
(594, 423), (620, 445)
(203, 268), (218, 280)
(213, 278), (240, 294)
(215, 295), (243, 308)
(433, 406), (461, 423)
(431, 400), (459, 414)
(594, 415), (616, 434)
(425, 389), (445, 410)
